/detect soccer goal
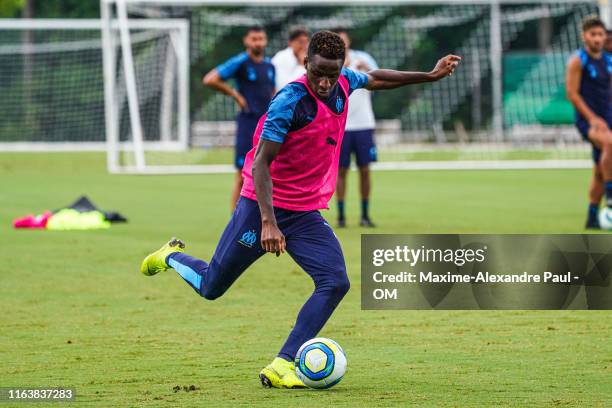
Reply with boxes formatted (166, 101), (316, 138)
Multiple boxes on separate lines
(0, 17), (188, 170)
(96, 0), (608, 173)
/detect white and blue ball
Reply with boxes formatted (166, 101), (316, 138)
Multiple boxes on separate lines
(600, 207), (612, 230)
(294, 337), (346, 389)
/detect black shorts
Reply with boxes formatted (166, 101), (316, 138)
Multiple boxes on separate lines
(576, 119), (602, 164)
(235, 114), (260, 169)
(339, 129), (377, 168)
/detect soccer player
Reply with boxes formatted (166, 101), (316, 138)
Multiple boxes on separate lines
(566, 16), (612, 229)
(586, 28), (612, 226)
(334, 28), (379, 228)
(271, 26), (309, 89)
(606, 29), (612, 53)
(141, 31), (460, 388)
(203, 25), (275, 210)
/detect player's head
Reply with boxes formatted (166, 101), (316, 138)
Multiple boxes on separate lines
(332, 27), (351, 51)
(243, 25), (267, 56)
(605, 29), (612, 53)
(304, 30), (346, 99)
(288, 26), (309, 55)
(581, 16), (606, 53)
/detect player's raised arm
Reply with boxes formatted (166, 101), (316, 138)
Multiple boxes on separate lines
(566, 55), (607, 132)
(365, 54), (461, 91)
(252, 140), (286, 256)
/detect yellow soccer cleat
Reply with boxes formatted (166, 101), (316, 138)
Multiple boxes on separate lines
(259, 357), (306, 389)
(140, 238), (185, 276)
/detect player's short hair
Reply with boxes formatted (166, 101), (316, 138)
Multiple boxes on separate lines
(582, 16), (606, 32)
(244, 25), (265, 37)
(331, 27), (349, 36)
(288, 26), (309, 42)
(307, 30), (346, 61)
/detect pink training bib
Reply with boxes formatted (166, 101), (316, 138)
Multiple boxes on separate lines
(241, 74), (350, 211)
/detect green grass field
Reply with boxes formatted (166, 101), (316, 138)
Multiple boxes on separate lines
(1, 153), (611, 407)
(132, 146), (590, 166)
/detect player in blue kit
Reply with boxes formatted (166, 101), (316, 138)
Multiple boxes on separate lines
(581, 28), (612, 227)
(334, 28), (379, 228)
(203, 25), (275, 210)
(142, 31), (460, 389)
(566, 16), (612, 229)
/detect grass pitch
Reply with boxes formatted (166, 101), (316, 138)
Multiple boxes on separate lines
(1, 153), (611, 407)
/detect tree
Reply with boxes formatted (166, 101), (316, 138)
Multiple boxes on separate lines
(33, 0), (99, 18)
(0, 0), (100, 18)
(0, 0), (25, 17)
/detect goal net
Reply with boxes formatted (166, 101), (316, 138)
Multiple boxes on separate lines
(60, 1), (612, 170)
(0, 20), (107, 150)
(0, 17), (188, 167)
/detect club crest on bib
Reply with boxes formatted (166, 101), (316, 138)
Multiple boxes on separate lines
(238, 229), (257, 248)
(335, 96), (344, 113)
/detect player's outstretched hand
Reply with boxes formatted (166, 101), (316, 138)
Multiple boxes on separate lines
(431, 55), (462, 80)
(261, 221), (286, 256)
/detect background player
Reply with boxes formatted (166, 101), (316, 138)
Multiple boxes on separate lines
(203, 26), (275, 210)
(271, 26), (309, 89)
(334, 28), (379, 228)
(586, 28), (612, 227)
(142, 31), (460, 389)
(566, 16), (612, 229)
(606, 29), (612, 53)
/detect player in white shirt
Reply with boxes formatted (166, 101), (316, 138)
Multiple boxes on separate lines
(335, 29), (378, 228)
(271, 27), (309, 89)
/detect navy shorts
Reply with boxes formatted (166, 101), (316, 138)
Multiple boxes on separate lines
(576, 119), (602, 164)
(202, 196), (347, 298)
(339, 129), (377, 168)
(235, 113), (260, 169)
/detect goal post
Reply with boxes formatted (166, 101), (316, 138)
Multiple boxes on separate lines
(100, 2), (190, 173)
(99, 0), (606, 173)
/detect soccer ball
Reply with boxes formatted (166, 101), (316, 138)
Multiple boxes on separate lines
(600, 207), (612, 230)
(294, 337), (346, 389)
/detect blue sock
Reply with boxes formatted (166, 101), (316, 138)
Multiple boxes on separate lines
(166, 252), (208, 294)
(588, 203), (599, 225)
(277, 276), (350, 361)
(606, 182), (612, 207)
(337, 200), (345, 221)
(361, 199), (369, 220)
